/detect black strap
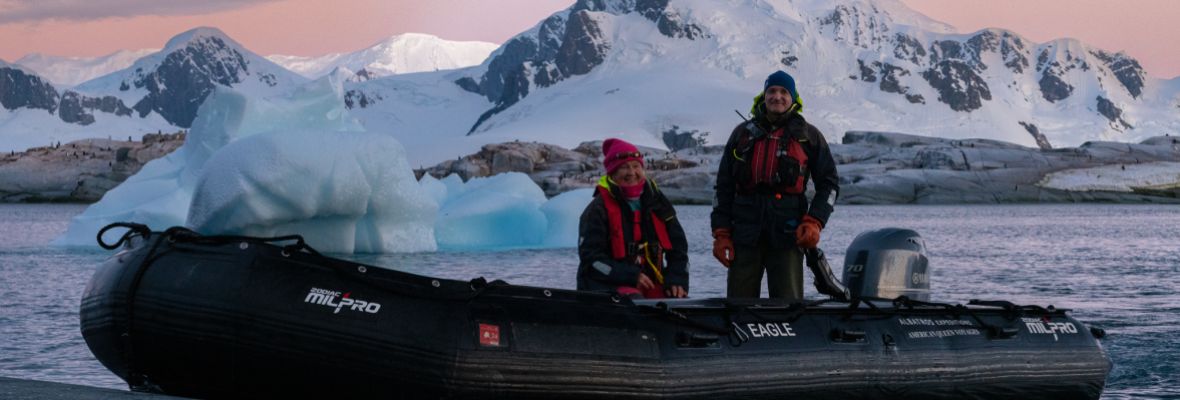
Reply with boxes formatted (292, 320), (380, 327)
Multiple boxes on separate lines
(96, 222), (151, 250)
(160, 227), (322, 257)
(641, 302), (731, 336)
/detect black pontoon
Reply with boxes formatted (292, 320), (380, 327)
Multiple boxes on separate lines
(80, 223), (1111, 399)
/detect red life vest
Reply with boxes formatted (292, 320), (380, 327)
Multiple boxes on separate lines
(737, 126), (809, 194)
(595, 185), (673, 267)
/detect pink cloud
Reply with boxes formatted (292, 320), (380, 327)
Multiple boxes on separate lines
(0, 0), (573, 61)
(0, 0), (278, 23)
(1, 0), (1177, 78)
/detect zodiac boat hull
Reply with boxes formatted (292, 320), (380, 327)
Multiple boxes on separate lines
(80, 228), (1111, 399)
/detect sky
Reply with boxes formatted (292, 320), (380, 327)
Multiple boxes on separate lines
(0, 0), (1177, 78)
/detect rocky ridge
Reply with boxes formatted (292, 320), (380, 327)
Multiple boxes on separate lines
(420, 132), (1180, 204)
(0, 132), (185, 202)
(4, 131), (1177, 205)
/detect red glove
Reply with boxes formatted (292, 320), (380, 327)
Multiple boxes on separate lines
(796, 215), (822, 248)
(712, 228), (735, 268)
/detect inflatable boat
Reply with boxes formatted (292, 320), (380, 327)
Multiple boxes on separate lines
(81, 223), (1111, 399)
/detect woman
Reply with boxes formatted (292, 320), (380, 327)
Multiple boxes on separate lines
(577, 138), (689, 299)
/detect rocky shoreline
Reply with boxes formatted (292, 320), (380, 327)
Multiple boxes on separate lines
(3, 131), (1178, 204)
(418, 132), (1180, 204)
(0, 132), (185, 202)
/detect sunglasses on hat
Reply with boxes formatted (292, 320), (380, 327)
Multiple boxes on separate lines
(611, 151), (641, 160)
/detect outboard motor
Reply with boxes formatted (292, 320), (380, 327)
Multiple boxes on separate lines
(842, 228), (930, 301)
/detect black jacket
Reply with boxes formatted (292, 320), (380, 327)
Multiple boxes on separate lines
(710, 107), (839, 247)
(577, 179), (689, 293)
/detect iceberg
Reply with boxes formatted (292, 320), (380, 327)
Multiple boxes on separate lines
(417, 174), (449, 206)
(540, 188), (594, 247)
(187, 129), (437, 253)
(429, 174), (593, 251)
(57, 72), (437, 253)
(434, 172), (548, 250)
(56, 69), (592, 254)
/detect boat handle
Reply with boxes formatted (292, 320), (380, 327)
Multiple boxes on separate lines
(831, 328), (866, 343)
(677, 332), (721, 348)
(988, 326), (1020, 339)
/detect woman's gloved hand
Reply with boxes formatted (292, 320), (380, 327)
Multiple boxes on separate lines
(712, 228), (735, 267)
(796, 215), (822, 248)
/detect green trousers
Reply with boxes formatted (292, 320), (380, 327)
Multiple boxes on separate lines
(727, 237), (803, 300)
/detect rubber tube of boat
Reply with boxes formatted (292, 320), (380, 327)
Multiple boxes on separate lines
(805, 248), (850, 300)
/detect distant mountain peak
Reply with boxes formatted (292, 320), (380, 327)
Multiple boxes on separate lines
(57, 27), (306, 129)
(377, 32), (446, 44)
(162, 26), (242, 52)
(267, 33), (497, 79)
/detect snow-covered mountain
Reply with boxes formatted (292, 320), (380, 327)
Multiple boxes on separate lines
(1, 57), (165, 151)
(0, 59), (58, 113)
(0, 27), (307, 152)
(266, 33), (498, 80)
(343, 0), (1180, 166)
(74, 27), (306, 128)
(14, 49), (157, 87)
(4, 0), (1180, 163)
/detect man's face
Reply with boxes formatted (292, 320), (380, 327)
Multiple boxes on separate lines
(610, 160), (646, 186)
(764, 86), (793, 115)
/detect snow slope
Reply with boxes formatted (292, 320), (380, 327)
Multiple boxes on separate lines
(14, 49), (157, 87)
(0, 106), (174, 152)
(267, 33), (498, 79)
(1039, 162), (1180, 192)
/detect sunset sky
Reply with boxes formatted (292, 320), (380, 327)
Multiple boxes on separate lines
(0, 0), (1177, 78)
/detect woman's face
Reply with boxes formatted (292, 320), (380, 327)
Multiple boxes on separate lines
(610, 160), (646, 186)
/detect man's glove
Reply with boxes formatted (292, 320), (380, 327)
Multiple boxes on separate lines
(795, 215), (822, 248)
(712, 228), (735, 268)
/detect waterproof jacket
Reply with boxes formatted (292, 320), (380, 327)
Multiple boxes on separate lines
(710, 103), (839, 248)
(578, 178), (690, 294)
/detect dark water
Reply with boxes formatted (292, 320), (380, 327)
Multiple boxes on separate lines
(1, 203), (1177, 398)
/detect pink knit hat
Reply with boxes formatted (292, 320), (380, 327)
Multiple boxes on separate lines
(602, 138), (644, 174)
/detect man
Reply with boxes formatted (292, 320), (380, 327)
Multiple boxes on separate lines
(710, 70), (839, 300)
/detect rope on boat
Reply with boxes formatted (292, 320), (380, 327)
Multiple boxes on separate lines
(97, 222), (151, 250)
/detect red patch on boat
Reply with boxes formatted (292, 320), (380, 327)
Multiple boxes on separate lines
(478, 323), (500, 347)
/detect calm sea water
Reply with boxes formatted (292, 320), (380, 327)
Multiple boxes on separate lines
(0, 203), (1177, 398)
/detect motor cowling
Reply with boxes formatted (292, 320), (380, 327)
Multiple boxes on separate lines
(842, 228), (930, 301)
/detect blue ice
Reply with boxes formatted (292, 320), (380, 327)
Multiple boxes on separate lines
(56, 71), (593, 254)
